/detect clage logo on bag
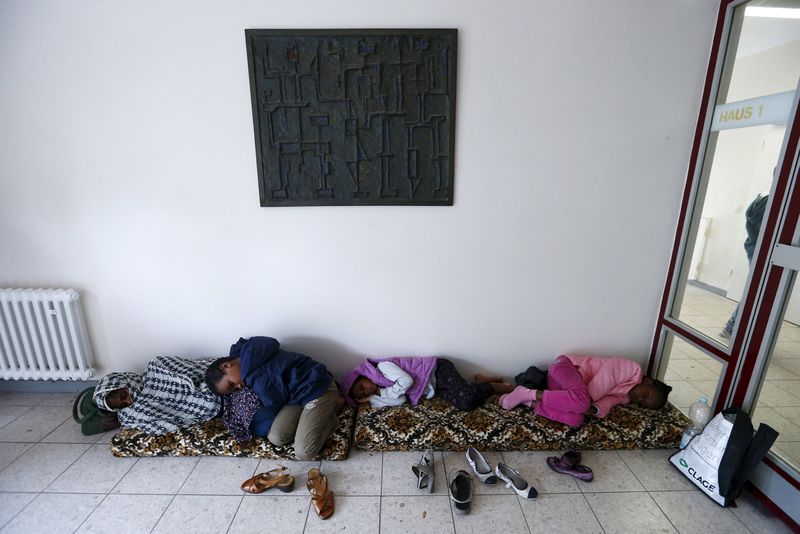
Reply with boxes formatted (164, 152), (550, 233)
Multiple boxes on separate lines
(677, 458), (716, 492)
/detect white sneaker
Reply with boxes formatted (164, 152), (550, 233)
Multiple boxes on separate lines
(466, 447), (497, 484)
(495, 463), (538, 499)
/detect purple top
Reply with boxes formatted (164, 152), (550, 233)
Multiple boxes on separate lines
(221, 387), (263, 442)
(339, 356), (438, 407)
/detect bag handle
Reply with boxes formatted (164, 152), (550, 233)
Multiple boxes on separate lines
(72, 387), (97, 424)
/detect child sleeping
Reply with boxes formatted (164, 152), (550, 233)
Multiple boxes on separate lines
(499, 354), (673, 426)
(340, 356), (515, 411)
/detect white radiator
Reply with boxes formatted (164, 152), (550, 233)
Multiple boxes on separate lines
(0, 288), (95, 380)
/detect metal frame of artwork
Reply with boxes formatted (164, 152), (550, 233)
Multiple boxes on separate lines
(245, 29), (458, 206)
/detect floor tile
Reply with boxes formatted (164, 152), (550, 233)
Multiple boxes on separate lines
(450, 494), (529, 534)
(617, 449), (694, 491)
(250, 458), (320, 496)
(113, 456), (198, 494)
(179, 456), (259, 495)
(651, 490), (749, 533)
(0, 406), (31, 429)
(0, 406), (71, 442)
(303, 495), (380, 533)
(501, 451), (580, 494)
(668, 360), (721, 381)
(574, 451), (645, 492)
(775, 358), (800, 375)
(752, 407), (800, 442)
(765, 363), (800, 381)
(0, 392), (75, 407)
(94, 429), (119, 444)
(380, 495), (455, 534)
(0, 493), (36, 529)
(443, 450), (512, 495)
(229, 495), (309, 534)
(76, 494), (173, 534)
(771, 441), (800, 468)
(319, 449), (382, 496)
(152, 495), (240, 534)
(0, 443), (34, 471)
(758, 383), (800, 407)
(0, 443), (90, 492)
(518, 493), (602, 533)
(729, 489), (794, 533)
(770, 380), (800, 401)
(585, 492), (676, 533)
(41, 418), (102, 444)
(0, 493), (103, 534)
(773, 406), (800, 420)
(46, 443), (137, 493)
(382, 451), (447, 495)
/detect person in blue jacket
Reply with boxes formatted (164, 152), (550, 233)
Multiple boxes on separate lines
(205, 336), (342, 460)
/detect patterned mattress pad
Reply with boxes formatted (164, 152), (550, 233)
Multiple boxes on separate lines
(109, 405), (356, 460)
(355, 396), (690, 451)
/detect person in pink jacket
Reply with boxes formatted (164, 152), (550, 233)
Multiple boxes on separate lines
(498, 355), (672, 427)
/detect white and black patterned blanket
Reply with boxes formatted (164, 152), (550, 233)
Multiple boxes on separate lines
(117, 356), (221, 435)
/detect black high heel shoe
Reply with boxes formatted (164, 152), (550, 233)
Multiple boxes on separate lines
(412, 449), (434, 493)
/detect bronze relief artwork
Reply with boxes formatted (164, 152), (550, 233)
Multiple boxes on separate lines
(245, 29), (457, 206)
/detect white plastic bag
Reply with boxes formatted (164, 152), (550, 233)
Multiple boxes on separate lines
(669, 412), (732, 505)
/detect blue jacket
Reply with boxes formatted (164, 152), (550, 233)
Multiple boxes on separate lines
(230, 336), (332, 436)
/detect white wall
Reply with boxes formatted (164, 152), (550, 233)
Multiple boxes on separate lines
(0, 0), (718, 378)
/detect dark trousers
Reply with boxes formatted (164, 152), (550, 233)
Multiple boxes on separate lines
(434, 358), (493, 411)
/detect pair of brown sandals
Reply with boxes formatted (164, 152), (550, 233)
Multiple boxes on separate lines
(240, 466), (334, 519)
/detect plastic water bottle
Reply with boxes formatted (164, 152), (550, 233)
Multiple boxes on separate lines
(680, 395), (712, 449)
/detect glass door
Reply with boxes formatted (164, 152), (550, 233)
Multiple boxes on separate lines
(649, 0), (800, 485)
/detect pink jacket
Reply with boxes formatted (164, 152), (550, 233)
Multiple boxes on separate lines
(565, 355), (643, 418)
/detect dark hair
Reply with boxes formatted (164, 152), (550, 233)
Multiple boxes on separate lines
(652, 379), (673, 409)
(204, 355), (238, 392)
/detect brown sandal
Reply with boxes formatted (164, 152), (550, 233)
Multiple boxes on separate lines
(241, 466), (295, 494)
(306, 467), (334, 519)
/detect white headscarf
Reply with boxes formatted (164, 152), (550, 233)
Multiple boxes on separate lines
(92, 372), (144, 412)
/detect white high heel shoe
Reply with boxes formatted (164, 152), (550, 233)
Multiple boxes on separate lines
(466, 447), (497, 485)
(495, 463), (538, 499)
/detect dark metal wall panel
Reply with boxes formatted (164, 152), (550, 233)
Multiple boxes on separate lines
(246, 29), (457, 206)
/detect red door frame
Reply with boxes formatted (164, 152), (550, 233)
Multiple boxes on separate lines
(647, 0), (800, 493)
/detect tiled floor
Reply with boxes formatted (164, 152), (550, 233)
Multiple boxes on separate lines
(0, 391), (793, 533)
(668, 284), (800, 471)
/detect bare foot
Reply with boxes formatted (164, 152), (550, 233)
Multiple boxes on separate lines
(490, 382), (516, 394)
(475, 373), (504, 384)
(334, 393), (346, 413)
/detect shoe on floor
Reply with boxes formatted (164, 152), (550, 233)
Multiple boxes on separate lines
(546, 451), (594, 482)
(412, 449), (434, 493)
(466, 447), (497, 484)
(448, 470), (474, 514)
(495, 463), (537, 499)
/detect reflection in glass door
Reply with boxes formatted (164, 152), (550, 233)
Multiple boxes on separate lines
(669, 1), (800, 347)
(743, 239), (800, 474)
(751, 280), (800, 472)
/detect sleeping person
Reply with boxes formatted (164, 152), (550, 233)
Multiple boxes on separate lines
(339, 356), (515, 411)
(205, 336), (342, 460)
(498, 354), (672, 427)
(93, 356), (221, 435)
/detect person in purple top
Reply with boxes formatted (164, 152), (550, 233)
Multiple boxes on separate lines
(339, 356), (514, 411)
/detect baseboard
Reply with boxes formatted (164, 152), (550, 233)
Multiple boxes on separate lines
(0, 379), (98, 392)
(687, 279), (729, 298)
